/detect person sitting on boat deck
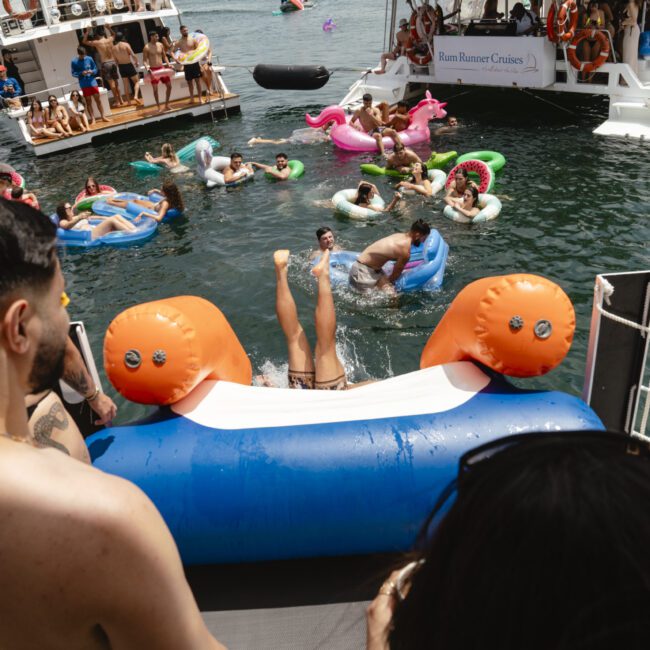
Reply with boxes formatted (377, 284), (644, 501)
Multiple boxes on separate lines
(309, 226), (342, 261)
(350, 93), (403, 157)
(82, 26), (123, 107)
(397, 162), (434, 197)
(0, 201), (227, 650)
(250, 152), (291, 180)
(353, 181), (403, 212)
(366, 431), (650, 650)
(56, 202), (136, 239)
(445, 167), (478, 199)
(172, 25), (206, 105)
(444, 185), (480, 219)
(0, 66), (22, 110)
(26, 99), (59, 140)
(1, 49), (26, 105)
(144, 143), (189, 173)
(70, 47), (110, 123)
(45, 95), (75, 137)
(107, 180), (184, 222)
(385, 142), (422, 175)
(482, 0), (504, 20)
(10, 186), (39, 210)
(433, 115), (459, 136)
(143, 31), (173, 113)
(274, 248), (349, 390)
(112, 32), (143, 106)
(509, 2), (537, 34)
(67, 90), (91, 132)
(223, 152), (254, 184)
(348, 219), (430, 293)
(374, 17), (412, 74)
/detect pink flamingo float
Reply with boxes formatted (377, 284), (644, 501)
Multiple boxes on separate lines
(305, 91), (447, 153)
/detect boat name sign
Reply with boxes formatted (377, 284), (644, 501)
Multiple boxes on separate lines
(434, 36), (556, 88)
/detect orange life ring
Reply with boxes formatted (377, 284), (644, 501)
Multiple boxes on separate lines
(407, 46), (432, 66)
(409, 7), (436, 43)
(567, 28), (610, 72)
(556, 0), (579, 43)
(546, 3), (559, 42)
(2, 0), (38, 21)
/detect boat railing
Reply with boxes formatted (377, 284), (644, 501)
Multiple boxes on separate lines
(0, 0), (174, 32)
(5, 80), (92, 115)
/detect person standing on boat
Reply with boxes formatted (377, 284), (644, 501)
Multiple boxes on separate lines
(620, 0), (641, 75)
(143, 31), (173, 113)
(112, 32), (142, 106)
(70, 46), (110, 123)
(0, 201), (226, 650)
(350, 93), (403, 156)
(82, 26), (123, 107)
(172, 25), (206, 105)
(348, 220), (431, 293)
(374, 17), (412, 74)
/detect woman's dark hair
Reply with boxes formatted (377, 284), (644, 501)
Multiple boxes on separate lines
(55, 202), (68, 221)
(84, 176), (100, 194)
(410, 162), (428, 181)
(388, 432), (650, 649)
(454, 167), (469, 179)
(0, 199), (57, 300)
(466, 185), (479, 206)
(410, 219), (431, 236)
(161, 180), (184, 212)
(355, 184), (373, 205)
(28, 98), (41, 116)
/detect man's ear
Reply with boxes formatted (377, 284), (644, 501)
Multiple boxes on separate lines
(2, 299), (31, 355)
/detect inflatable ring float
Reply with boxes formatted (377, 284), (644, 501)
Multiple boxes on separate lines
(75, 185), (117, 206)
(54, 216), (158, 248)
(265, 160), (305, 180)
(443, 193), (502, 224)
(332, 188), (386, 220)
(130, 136), (220, 173)
(568, 29), (610, 73)
(86, 276), (601, 565)
(2, 0), (37, 20)
(175, 32), (210, 65)
(195, 139), (254, 188)
(409, 6), (435, 43)
(456, 150), (506, 173)
(549, 0), (579, 43)
(360, 151), (457, 179)
(400, 168), (447, 197)
(91, 192), (182, 223)
(446, 159), (494, 193)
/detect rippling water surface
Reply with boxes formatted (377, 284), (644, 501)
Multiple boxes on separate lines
(2, 0), (648, 422)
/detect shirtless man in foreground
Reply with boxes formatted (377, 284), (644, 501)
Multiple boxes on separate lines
(348, 219), (431, 293)
(250, 152), (291, 180)
(112, 31), (142, 105)
(143, 31), (172, 112)
(350, 93), (402, 156)
(223, 151), (253, 184)
(82, 26), (123, 106)
(0, 200), (224, 650)
(385, 141), (422, 175)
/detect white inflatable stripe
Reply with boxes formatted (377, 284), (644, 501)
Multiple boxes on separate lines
(172, 362), (491, 430)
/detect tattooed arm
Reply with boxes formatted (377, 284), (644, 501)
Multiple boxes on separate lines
(63, 337), (117, 427)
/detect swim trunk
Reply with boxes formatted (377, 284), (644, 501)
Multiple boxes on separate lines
(368, 126), (386, 136)
(101, 60), (119, 84)
(118, 62), (137, 78)
(349, 260), (383, 292)
(184, 62), (202, 81)
(288, 369), (315, 390)
(149, 66), (172, 85)
(81, 85), (99, 97)
(314, 374), (348, 391)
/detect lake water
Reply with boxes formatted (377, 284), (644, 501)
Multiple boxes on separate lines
(2, 0), (648, 423)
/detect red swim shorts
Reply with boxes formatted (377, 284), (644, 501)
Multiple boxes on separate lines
(81, 86), (99, 97)
(149, 66), (172, 85)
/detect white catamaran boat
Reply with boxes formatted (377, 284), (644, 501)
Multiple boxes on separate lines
(340, 0), (650, 139)
(0, 0), (240, 156)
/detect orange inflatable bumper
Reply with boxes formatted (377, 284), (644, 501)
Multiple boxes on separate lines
(104, 296), (252, 405)
(420, 274), (575, 377)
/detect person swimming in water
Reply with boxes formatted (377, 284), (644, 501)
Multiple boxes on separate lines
(444, 185), (480, 219)
(396, 162), (434, 197)
(144, 143), (189, 173)
(445, 167), (478, 199)
(247, 120), (335, 146)
(56, 202), (137, 239)
(352, 181), (403, 212)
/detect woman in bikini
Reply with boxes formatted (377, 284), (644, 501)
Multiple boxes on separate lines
(397, 162), (434, 197)
(108, 180), (184, 222)
(353, 181), (403, 212)
(67, 90), (91, 132)
(27, 99), (58, 140)
(445, 167), (478, 199)
(444, 186), (480, 219)
(45, 95), (74, 137)
(580, 1), (608, 79)
(144, 143), (189, 173)
(55, 202), (136, 240)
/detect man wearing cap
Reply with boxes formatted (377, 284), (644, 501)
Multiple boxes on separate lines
(0, 65), (22, 109)
(374, 18), (412, 74)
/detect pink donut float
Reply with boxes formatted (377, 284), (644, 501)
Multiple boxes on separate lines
(446, 159), (494, 193)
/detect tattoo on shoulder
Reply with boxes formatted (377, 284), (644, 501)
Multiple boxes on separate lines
(63, 368), (90, 396)
(33, 402), (71, 456)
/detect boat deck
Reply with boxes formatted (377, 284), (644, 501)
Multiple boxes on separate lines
(30, 90), (239, 149)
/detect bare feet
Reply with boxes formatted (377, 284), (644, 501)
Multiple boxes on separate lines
(164, 104), (171, 111)
(273, 249), (290, 270)
(100, 116), (111, 123)
(311, 248), (330, 278)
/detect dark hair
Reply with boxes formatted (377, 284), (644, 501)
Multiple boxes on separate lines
(161, 180), (184, 213)
(0, 199), (57, 304)
(55, 202), (68, 221)
(160, 26), (170, 37)
(276, 152), (288, 160)
(454, 167), (469, 179)
(230, 152), (243, 160)
(316, 226), (332, 241)
(77, 46), (86, 56)
(397, 100), (409, 110)
(411, 161), (428, 180)
(410, 219), (431, 236)
(95, 26), (105, 37)
(84, 176), (100, 194)
(148, 30), (158, 39)
(10, 186), (23, 199)
(28, 98), (42, 116)
(362, 93), (373, 102)
(114, 31), (123, 43)
(1, 48), (9, 56)
(355, 184), (373, 205)
(465, 185), (479, 206)
(389, 431), (650, 650)
(180, 24), (188, 30)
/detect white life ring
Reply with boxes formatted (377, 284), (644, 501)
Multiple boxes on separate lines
(175, 32), (210, 66)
